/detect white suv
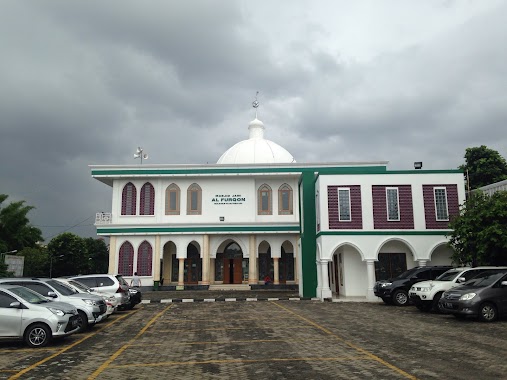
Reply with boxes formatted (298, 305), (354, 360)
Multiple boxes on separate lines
(409, 267), (507, 312)
(69, 274), (130, 310)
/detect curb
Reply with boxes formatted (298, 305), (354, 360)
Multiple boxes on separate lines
(141, 297), (319, 304)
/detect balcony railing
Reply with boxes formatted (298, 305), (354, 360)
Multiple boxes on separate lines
(95, 212), (112, 225)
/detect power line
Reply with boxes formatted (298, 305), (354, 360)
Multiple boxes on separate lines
(44, 215), (95, 241)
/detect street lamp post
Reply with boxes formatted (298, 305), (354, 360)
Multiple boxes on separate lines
(49, 254), (64, 278)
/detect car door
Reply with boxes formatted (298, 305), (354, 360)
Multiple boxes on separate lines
(497, 273), (507, 314)
(0, 290), (22, 338)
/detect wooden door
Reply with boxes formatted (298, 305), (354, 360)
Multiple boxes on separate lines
(233, 258), (243, 284)
(223, 259), (231, 284)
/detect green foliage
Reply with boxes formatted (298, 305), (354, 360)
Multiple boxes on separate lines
(459, 146), (507, 190)
(47, 232), (88, 277)
(448, 191), (507, 266)
(83, 237), (109, 274)
(19, 247), (49, 277)
(0, 195), (43, 251)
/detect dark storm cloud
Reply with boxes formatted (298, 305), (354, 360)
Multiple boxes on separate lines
(0, 1), (506, 240)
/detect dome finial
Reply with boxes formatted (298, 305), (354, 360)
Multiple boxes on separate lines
(252, 91), (260, 119)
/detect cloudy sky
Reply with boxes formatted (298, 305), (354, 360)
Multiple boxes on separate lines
(1, 0), (506, 242)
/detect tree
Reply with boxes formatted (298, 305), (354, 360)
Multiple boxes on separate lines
(0, 195), (43, 251)
(83, 238), (109, 274)
(448, 191), (507, 266)
(19, 246), (49, 277)
(47, 232), (88, 277)
(460, 146), (507, 190)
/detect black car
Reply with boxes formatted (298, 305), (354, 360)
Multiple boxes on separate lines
(128, 287), (142, 309)
(374, 266), (453, 306)
(439, 269), (507, 322)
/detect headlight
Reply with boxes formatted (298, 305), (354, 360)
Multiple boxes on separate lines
(380, 282), (392, 287)
(420, 287), (431, 292)
(48, 307), (65, 316)
(83, 299), (98, 306)
(459, 293), (476, 301)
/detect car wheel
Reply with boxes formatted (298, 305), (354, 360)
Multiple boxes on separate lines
(381, 297), (392, 305)
(416, 303), (432, 312)
(432, 292), (444, 313)
(478, 302), (497, 322)
(392, 290), (409, 306)
(76, 310), (89, 333)
(25, 323), (51, 348)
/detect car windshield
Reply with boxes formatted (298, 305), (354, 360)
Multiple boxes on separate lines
(69, 280), (91, 292)
(116, 275), (128, 286)
(393, 268), (419, 280)
(9, 286), (50, 304)
(48, 280), (77, 295)
(435, 270), (463, 281)
(462, 271), (507, 287)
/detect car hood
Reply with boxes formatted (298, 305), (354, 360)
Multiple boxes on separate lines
(445, 284), (485, 294)
(44, 301), (78, 314)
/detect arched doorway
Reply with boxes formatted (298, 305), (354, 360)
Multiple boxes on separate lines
(184, 243), (201, 284)
(217, 242), (244, 284)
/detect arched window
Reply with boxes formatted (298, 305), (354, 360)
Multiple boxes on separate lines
(278, 184), (293, 215)
(140, 182), (155, 215)
(121, 183), (137, 215)
(165, 183), (180, 215)
(258, 184), (272, 215)
(118, 241), (134, 276)
(137, 241), (153, 276)
(187, 183), (202, 215)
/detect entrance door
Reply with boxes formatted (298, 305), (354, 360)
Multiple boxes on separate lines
(221, 242), (244, 284)
(333, 254), (339, 294)
(184, 245), (201, 284)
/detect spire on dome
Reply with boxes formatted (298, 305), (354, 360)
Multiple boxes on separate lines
(252, 91), (260, 119)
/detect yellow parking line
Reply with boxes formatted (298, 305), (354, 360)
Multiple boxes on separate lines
(87, 304), (173, 380)
(109, 356), (371, 369)
(8, 311), (135, 380)
(271, 302), (418, 380)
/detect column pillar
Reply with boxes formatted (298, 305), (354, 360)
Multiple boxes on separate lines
(273, 258), (280, 285)
(366, 259), (377, 301)
(108, 236), (117, 274)
(201, 234), (210, 285)
(319, 260), (332, 299)
(248, 234), (257, 285)
(153, 235), (161, 285)
(177, 258), (185, 288)
(417, 259), (428, 267)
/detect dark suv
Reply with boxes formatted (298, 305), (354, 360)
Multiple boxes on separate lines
(374, 266), (453, 306)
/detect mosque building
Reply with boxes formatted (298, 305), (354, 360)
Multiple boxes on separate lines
(91, 103), (465, 300)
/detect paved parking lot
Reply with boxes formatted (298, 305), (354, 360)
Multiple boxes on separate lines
(1, 299), (506, 380)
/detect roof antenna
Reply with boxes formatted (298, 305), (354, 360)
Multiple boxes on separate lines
(252, 91), (259, 119)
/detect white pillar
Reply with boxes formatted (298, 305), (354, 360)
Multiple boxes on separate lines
(366, 259), (377, 301)
(202, 235), (210, 285)
(108, 236), (117, 274)
(248, 235), (257, 285)
(319, 260), (332, 299)
(153, 235), (161, 284)
(273, 258), (280, 285)
(418, 259), (428, 267)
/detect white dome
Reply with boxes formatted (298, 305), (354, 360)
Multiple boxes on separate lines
(217, 118), (296, 164)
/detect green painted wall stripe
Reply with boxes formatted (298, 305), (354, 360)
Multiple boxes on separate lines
(96, 226), (300, 234)
(91, 166), (462, 177)
(300, 171), (318, 298)
(317, 230), (451, 237)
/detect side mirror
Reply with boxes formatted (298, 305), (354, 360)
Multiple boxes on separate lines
(457, 277), (466, 283)
(47, 291), (58, 298)
(9, 301), (22, 309)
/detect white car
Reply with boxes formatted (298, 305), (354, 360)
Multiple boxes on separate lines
(0, 284), (80, 347)
(58, 278), (118, 316)
(409, 266), (507, 312)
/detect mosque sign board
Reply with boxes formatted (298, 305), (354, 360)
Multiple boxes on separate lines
(211, 194), (246, 205)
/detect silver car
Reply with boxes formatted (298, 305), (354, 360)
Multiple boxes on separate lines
(0, 278), (107, 332)
(0, 284), (80, 347)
